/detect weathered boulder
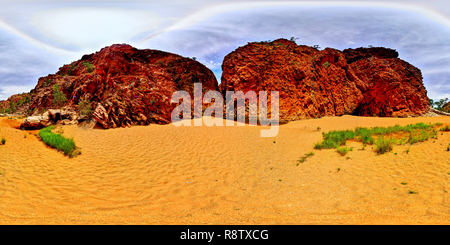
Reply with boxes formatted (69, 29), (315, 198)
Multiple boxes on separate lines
(20, 108), (78, 129)
(20, 116), (45, 129)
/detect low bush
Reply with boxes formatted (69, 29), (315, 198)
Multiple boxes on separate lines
(375, 137), (395, 154)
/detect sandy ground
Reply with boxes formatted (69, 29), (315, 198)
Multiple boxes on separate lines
(1, 115), (450, 224)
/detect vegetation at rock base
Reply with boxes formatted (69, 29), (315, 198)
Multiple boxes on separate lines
(52, 84), (67, 121)
(38, 126), (77, 158)
(78, 98), (93, 119)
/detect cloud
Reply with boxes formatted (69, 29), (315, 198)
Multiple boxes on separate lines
(31, 7), (162, 50)
(139, 4), (450, 96)
(1, 0), (450, 100)
(0, 85), (35, 101)
(0, 28), (65, 100)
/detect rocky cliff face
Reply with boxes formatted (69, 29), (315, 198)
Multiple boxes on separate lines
(220, 39), (363, 121)
(6, 40), (431, 129)
(25, 44), (219, 128)
(344, 47), (429, 117)
(220, 39), (429, 120)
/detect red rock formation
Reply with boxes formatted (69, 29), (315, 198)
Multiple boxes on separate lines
(220, 39), (363, 121)
(221, 39), (429, 120)
(344, 47), (429, 117)
(25, 44), (219, 128)
(0, 93), (31, 115)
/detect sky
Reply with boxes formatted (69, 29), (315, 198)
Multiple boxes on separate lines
(1, 0), (450, 101)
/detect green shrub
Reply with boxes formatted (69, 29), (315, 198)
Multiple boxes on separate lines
(375, 137), (395, 154)
(39, 126), (76, 157)
(78, 98), (93, 119)
(336, 146), (352, 156)
(315, 122), (439, 154)
(1, 137), (5, 145)
(82, 62), (94, 73)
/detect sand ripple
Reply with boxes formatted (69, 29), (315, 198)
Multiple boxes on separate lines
(1, 116), (450, 224)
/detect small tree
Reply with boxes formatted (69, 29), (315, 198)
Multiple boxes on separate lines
(432, 98), (449, 111)
(78, 98), (93, 120)
(52, 84), (67, 121)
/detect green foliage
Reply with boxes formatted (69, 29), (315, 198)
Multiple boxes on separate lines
(52, 84), (67, 121)
(43, 79), (52, 87)
(17, 95), (31, 106)
(314, 130), (355, 149)
(52, 84), (67, 110)
(440, 125), (450, 132)
(298, 151), (315, 164)
(336, 146), (352, 156)
(1, 137), (5, 145)
(78, 98), (93, 119)
(322, 61), (330, 68)
(82, 62), (94, 73)
(375, 137), (395, 154)
(8, 100), (16, 114)
(39, 126), (76, 157)
(314, 122), (440, 154)
(430, 98), (449, 111)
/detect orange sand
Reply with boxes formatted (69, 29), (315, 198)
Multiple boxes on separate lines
(1, 115), (450, 224)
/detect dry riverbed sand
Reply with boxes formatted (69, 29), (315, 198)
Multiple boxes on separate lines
(1, 115), (450, 224)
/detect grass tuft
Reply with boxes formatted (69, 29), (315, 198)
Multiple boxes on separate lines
(298, 151), (315, 164)
(314, 122), (442, 155)
(39, 126), (76, 157)
(375, 137), (395, 154)
(336, 146), (352, 156)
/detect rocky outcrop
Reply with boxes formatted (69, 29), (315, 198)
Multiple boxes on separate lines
(0, 92), (31, 115)
(220, 39), (429, 120)
(221, 39), (363, 121)
(344, 47), (429, 117)
(24, 44), (219, 129)
(20, 109), (79, 129)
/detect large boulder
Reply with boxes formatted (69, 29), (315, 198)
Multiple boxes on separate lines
(20, 108), (79, 129)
